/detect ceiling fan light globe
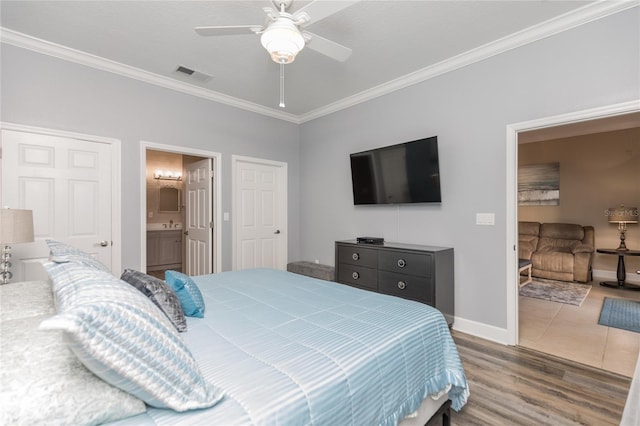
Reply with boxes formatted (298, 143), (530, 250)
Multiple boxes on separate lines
(271, 51), (295, 64)
(260, 18), (305, 64)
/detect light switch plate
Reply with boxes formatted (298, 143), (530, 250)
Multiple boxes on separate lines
(476, 213), (495, 226)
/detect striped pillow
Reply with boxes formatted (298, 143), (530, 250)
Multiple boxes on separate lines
(40, 261), (224, 411)
(45, 239), (110, 272)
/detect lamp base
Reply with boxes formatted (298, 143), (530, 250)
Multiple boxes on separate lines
(617, 227), (630, 251)
(1, 244), (13, 285)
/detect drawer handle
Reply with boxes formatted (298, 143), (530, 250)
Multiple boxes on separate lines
(398, 281), (406, 290)
(352, 253), (360, 261)
(397, 259), (406, 268)
(352, 271), (360, 280)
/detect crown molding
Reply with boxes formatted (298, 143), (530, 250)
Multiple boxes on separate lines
(1, 1), (636, 125)
(298, 1), (639, 123)
(0, 27), (301, 124)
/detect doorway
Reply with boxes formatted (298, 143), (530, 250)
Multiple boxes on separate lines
(506, 102), (640, 376)
(520, 127), (640, 375)
(507, 101), (640, 346)
(140, 142), (221, 276)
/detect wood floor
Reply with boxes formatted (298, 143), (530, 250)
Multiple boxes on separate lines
(450, 331), (632, 425)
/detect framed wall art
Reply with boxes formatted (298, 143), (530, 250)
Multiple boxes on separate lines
(518, 162), (560, 206)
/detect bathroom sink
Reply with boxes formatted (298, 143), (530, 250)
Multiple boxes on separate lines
(147, 223), (183, 231)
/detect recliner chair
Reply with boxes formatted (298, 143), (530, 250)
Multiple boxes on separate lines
(518, 222), (594, 283)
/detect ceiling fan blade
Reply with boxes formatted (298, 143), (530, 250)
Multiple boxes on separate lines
(262, 6), (279, 21)
(295, 0), (361, 26)
(303, 31), (352, 62)
(194, 25), (262, 36)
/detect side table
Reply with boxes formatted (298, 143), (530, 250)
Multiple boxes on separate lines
(596, 248), (640, 290)
(518, 259), (532, 287)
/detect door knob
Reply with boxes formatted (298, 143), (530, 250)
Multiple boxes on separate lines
(274, 230), (281, 234)
(99, 240), (109, 247)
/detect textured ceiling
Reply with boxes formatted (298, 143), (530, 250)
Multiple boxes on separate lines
(1, 0), (623, 121)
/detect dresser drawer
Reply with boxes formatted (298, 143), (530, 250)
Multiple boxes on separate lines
(378, 250), (432, 277)
(378, 271), (433, 305)
(337, 245), (378, 268)
(337, 264), (377, 290)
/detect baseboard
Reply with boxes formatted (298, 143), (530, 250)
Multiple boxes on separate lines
(452, 316), (510, 345)
(592, 269), (640, 285)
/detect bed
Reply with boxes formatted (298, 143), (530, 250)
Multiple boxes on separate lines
(0, 243), (468, 426)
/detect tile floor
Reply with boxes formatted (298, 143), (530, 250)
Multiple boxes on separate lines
(519, 276), (640, 378)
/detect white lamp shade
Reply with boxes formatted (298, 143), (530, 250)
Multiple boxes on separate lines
(260, 18), (305, 64)
(0, 209), (35, 244)
(608, 206), (639, 224)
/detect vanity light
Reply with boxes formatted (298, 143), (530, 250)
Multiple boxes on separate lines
(154, 170), (182, 181)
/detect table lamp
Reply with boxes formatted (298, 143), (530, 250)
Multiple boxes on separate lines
(607, 205), (639, 251)
(0, 208), (35, 285)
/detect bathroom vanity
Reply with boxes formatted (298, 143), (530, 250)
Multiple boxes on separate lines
(147, 224), (183, 272)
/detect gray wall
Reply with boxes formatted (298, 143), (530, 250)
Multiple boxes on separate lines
(1, 8), (638, 333)
(0, 44), (301, 272)
(298, 9), (639, 329)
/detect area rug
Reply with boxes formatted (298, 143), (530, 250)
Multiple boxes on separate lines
(519, 278), (591, 306)
(598, 297), (640, 333)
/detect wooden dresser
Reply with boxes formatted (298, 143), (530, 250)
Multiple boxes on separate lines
(335, 240), (454, 325)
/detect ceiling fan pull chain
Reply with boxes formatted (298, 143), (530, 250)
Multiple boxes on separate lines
(279, 62), (285, 108)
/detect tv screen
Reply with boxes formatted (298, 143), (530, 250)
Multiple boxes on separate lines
(350, 136), (441, 205)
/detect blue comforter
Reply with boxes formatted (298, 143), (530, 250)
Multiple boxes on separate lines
(112, 268), (468, 425)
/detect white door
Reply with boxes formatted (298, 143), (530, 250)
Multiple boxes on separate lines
(1, 129), (114, 281)
(185, 158), (212, 276)
(232, 156), (287, 271)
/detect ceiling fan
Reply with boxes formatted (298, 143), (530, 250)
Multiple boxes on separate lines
(195, 0), (359, 108)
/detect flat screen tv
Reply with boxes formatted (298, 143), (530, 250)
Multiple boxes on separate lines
(350, 136), (441, 205)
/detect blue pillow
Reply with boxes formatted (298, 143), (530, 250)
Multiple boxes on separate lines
(165, 270), (205, 318)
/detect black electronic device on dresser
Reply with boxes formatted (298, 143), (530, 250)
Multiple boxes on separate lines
(335, 240), (454, 326)
(356, 236), (384, 245)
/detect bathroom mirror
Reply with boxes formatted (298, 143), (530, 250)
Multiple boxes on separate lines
(159, 186), (181, 213)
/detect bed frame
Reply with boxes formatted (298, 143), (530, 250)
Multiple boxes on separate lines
(426, 400), (451, 426)
(399, 392), (450, 426)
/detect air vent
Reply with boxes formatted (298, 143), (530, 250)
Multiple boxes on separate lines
(174, 65), (213, 83)
(176, 65), (194, 75)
